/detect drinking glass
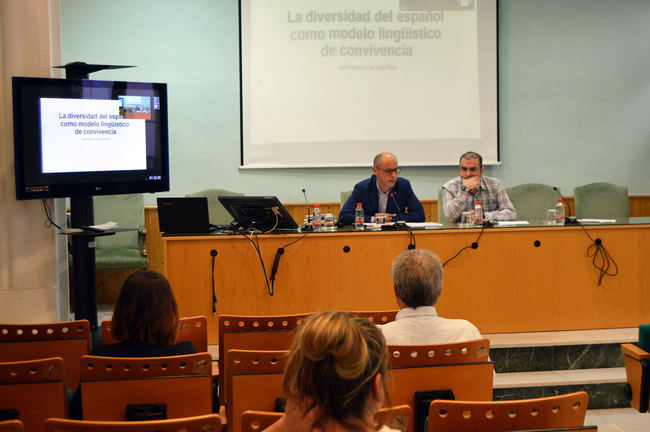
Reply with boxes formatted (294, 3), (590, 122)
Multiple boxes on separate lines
(460, 211), (472, 228)
(323, 213), (336, 231)
(546, 209), (556, 225)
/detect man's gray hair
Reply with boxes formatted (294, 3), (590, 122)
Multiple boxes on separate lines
(391, 249), (443, 308)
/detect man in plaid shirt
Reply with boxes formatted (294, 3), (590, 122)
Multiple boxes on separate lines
(442, 151), (516, 223)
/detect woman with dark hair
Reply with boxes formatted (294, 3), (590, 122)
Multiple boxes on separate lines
(91, 270), (196, 356)
(70, 271), (196, 418)
(266, 311), (393, 432)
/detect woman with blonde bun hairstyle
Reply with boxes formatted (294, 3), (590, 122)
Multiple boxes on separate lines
(265, 311), (393, 432)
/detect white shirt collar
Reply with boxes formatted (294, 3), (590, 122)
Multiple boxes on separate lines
(395, 306), (438, 320)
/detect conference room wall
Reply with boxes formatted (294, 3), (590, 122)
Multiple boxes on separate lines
(59, 0), (650, 206)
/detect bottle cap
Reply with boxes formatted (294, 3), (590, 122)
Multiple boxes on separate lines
(357, 203), (362, 206)
(476, 201), (482, 204)
(314, 204), (320, 208)
(557, 199), (562, 202)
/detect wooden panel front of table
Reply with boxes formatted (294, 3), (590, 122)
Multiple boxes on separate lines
(163, 224), (650, 344)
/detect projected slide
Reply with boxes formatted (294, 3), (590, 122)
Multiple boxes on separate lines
(241, 0), (498, 167)
(40, 98), (147, 173)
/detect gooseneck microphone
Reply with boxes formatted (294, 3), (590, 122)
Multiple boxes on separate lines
(390, 192), (416, 249)
(389, 192), (401, 216)
(301, 188), (310, 216)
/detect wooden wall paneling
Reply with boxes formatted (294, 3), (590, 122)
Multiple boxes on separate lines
(630, 195), (650, 216)
(144, 206), (163, 273)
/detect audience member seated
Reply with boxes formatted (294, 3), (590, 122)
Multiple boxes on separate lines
(265, 311), (395, 432)
(378, 249), (482, 344)
(70, 271), (197, 418)
(90, 271), (197, 357)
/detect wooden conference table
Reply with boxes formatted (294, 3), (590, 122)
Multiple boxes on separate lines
(162, 218), (650, 344)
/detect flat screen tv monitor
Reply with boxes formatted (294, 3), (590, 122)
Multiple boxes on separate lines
(12, 76), (169, 200)
(218, 196), (299, 231)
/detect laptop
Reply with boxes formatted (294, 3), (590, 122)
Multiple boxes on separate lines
(157, 197), (212, 234)
(218, 195), (299, 231)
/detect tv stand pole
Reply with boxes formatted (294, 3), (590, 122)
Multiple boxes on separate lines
(56, 62), (135, 334)
(69, 196), (98, 331)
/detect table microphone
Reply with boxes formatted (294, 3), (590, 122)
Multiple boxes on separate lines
(301, 188), (311, 215)
(390, 192), (401, 216)
(390, 193), (416, 248)
(301, 188), (314, 231)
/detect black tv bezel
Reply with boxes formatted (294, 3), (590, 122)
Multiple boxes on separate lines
(12, 76), (170, 200)
(218, 195), (299, 231)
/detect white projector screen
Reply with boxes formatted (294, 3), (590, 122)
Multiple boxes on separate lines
(240, 0), (498, 168)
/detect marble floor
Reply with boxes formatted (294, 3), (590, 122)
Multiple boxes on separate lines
(584, 408), (649, 431)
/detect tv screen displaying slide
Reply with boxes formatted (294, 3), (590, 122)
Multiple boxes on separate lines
(240, 0), (498, 168)
(12, 76), (169, 199)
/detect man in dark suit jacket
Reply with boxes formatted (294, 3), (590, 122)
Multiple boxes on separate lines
(339, 152), (425, 225)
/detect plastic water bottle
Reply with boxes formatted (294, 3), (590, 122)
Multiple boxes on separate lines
(555, 199), (565, 226)
(354, 203), (364, 230)
(312, 204), (322, 231)
(474, 201), (484, 226)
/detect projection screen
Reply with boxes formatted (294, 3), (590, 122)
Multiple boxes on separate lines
(240, 0), (498, 168)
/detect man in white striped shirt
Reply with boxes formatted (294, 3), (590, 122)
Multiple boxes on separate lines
(379, 249), (482, 345)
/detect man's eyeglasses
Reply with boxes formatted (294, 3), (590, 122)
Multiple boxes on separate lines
(375, 167), (401, 175)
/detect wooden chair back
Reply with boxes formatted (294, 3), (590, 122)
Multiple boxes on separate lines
(240, 411), (281, 432)
(45, 414), (221, 432)
(0, 320), (90, 390)
(45, 415), (221, 432)
(79, 353), (212, 420)
(386, 339), (493, 432)
(374, 405), (412, 432)
(101, 316), (208, 352)
(0, 421), (23, 432)
(225, 350), (288, 432)
(217, 314), (308, 405)
(427, 391), (589, 432)
(240, 405), (412, 432)
(621, 343), (650, 412)
(217, 310), (396, 405)
(351, 310), (398, 325)
(0, 357), (67, 432)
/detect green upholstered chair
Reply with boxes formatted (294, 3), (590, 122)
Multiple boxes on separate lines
(437, 189), (447, 224)
(93, 194), (148, 270)
(340, 190), (353, 207)
(573, 182), (629, 219)
(185, 188), (244, 225)
(505, 183), (559, 222)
